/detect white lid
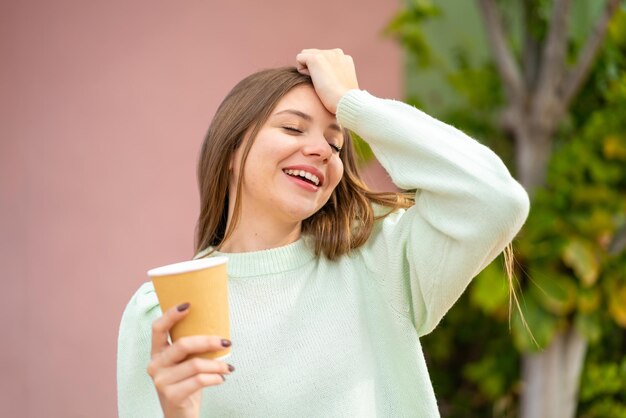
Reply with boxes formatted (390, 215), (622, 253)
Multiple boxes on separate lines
(147, 256), (228, 277)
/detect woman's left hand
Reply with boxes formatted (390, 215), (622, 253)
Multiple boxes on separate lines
(296, 48), (359, 114)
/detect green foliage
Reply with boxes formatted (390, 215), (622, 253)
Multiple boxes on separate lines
(510, 289), (560, 352)
(383, 0), (441, 68)
(469, 261), (509, 317)
(421, 293), (521, 417)
(578, 327), (626, 417)
(390, 2), (626, 416)
(518, 66), (626, 344)
(351, 133), (374, 166)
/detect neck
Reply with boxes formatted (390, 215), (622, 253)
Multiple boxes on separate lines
(219, 211), (302, 254)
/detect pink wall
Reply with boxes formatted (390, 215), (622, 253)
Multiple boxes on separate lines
(1, 1), (400, 416)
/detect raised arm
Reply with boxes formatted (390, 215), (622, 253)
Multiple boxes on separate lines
(337, 89), (529, 336)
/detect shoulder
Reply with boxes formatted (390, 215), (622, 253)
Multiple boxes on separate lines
(371, 203), (408, 234)
(352, 203), (409, 260)
(130, 281), (158, 309)
(120, 281), (161, 328)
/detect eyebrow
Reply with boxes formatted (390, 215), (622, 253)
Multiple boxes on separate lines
(274, 109), (342, 133)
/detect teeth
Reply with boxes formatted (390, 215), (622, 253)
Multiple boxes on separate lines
(284, 169), (320, 186)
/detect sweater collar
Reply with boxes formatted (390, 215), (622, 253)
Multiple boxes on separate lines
(194, 238), (316, 278)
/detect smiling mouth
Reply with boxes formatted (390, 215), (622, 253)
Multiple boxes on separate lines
(283, 169), (321, 186)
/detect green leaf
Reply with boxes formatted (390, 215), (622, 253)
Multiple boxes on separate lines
(383, 0), (441, 68)
(577, 287), (602, 314)
(574, 313), (603, 344)
(580, 362), (625, 400)
(469, 261), (509, 315)
(529, 274), (577, 315)
(463, 356), (506, 400)
(562, 239), (600, 286)
(351, 133), (374, 166)
(603, 134), (626, 160)
(608, 284), (626, 328)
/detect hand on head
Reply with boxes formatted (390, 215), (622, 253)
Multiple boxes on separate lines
(296, 48), (359, 114)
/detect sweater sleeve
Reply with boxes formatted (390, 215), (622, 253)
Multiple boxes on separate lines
(337, 90), (530, 337)
(117, 281), (164, 418)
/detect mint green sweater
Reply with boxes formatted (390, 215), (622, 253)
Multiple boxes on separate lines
(117, 90), (530, 417)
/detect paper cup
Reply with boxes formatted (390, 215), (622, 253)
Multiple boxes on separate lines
(148, 257), (230, 360)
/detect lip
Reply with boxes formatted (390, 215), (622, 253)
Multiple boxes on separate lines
(282, 165), (325, 187)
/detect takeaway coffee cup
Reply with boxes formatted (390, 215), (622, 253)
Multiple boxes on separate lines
(148, 256), (230, 360)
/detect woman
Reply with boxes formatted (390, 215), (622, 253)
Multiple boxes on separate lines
(118, 49), (530, 418)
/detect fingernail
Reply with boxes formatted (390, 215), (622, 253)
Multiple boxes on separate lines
(221, 339), (231, 347)
(220, 374), (226, 382)
(228, 364), (235, 372)
(176, 303), (190, 312)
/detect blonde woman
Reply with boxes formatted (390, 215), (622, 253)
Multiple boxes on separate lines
(118, 48), (529, 418)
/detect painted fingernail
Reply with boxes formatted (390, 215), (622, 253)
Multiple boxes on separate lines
(176, 303), (190, 312)
(228, 364), (235, 372)
(221, 339), (232, 347)
(220, 374), (226, 382)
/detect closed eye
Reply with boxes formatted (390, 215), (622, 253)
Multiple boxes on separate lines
(282, 125), (341, 153)
(329, 143), (342, 153)
(282, 126), (303, 134)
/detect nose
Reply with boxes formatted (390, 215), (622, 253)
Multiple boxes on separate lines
(301, 133), (333, 162)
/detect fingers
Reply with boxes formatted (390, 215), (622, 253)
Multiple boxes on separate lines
(294, 48), (359, 114)
(157, 372), (226, 406)
(148, 303), (235, 414)
(147, 337), (234, 410)
(149, 303), (232, 378)
(151, 302), (191, 356)
(151, 358), (233, 411)
(152, 357), (233, 388)
(151, 335), (232, 368)
(295, 48), (348, 72)
(296, 64), (310, 76)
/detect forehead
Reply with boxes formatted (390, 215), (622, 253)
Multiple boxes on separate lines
(272, 85), (337, 123)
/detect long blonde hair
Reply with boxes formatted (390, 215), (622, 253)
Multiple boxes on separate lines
(195, 67), (412, 259)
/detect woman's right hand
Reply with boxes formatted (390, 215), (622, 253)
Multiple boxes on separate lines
(295, 48), (359, 115)
(147, 303), (234, 418)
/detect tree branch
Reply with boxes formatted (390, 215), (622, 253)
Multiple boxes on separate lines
(609, 225), (626, 255)
(535, 0), (571, 99)
(522, 0), (542, 90)
(476, 0), (524, 104)
(561, 0), (621, 108)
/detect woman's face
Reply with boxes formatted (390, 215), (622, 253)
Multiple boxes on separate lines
(229, 85), (345, 225)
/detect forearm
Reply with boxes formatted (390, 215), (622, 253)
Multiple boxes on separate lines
(337, 89), (529, 243)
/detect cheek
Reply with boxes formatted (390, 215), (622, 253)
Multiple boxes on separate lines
(327, 159), (344, 191)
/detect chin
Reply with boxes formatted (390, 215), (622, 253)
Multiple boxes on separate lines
(282, 202), (325, 222)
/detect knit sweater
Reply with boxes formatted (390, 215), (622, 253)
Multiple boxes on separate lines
(117, 90), (530, 418)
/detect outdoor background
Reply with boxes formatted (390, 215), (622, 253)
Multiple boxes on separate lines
(3, 0), (626, 417)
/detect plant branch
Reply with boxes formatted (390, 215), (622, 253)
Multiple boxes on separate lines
(522, 0), (542, 90)
(476, 0), (524, 103)
(535, 0), (571, 100)
(561, 0), (621, 108)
